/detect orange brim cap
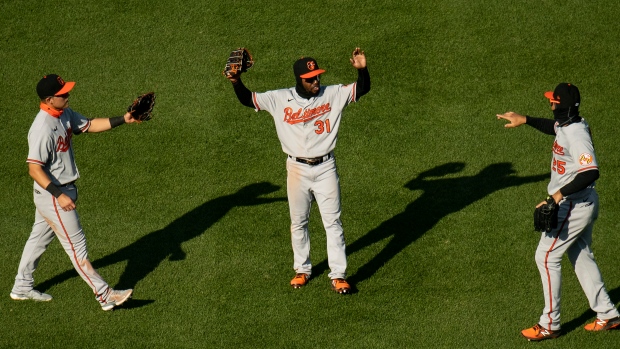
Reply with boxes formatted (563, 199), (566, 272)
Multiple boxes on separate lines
(544, 91), (560, 104)
(56, 81), (75, 95)
(300, 69), (325, 79)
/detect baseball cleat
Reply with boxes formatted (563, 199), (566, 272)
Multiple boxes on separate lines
(330, 278), (351, 294)
(521, 323), (561, 341)
(584, 316), (620, 331)
(101, 289), (133, 311)
(290, 273), (310, 289)
(10, 289), (52, 302)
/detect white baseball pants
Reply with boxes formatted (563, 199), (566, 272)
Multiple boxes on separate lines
(286, 156), (347, 279)
(12, 182), (112, 304)
(535, 188), (619, 330)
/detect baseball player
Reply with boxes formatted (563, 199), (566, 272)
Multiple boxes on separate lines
(225, 48), (370, 294)
(497, 83), (620, 341)
(10, 74), (137, 310)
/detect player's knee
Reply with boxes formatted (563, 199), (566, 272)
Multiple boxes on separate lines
(322, 215), (342, 228)
(290, 218), (309, 235)
(535, 251), (560, 267)
(290, 212), (308, 224)
(534, 252), (545, 265)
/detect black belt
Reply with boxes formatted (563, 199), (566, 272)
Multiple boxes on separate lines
(289, 153), (332, 166)
(60, 181), (76, 187)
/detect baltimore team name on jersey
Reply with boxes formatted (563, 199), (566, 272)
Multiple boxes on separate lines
(283, 103), (332, 124)
(552, 140), (564, 156)
(56, 127), (73, 153)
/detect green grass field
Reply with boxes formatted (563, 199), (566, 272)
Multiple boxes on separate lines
(2, 0), (620, 348)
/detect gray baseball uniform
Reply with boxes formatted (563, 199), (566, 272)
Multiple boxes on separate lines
(252, 82), (357, 279)
(536, 119), (619, 330)
(229, 52), (369, 292)
(12, 104), (114, 305)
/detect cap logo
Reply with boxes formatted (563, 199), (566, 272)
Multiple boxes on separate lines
(307, 61), (316, 71)
(57, 76), (65, 86)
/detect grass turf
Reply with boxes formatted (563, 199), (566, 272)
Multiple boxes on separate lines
(1, 0), (620, 348)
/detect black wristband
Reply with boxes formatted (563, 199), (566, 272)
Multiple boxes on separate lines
(45, 182), (63, 198)
(109, 116), (126, 128)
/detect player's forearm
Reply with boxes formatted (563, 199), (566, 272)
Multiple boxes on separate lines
(525, 115), (555, 135)
(559, 169), (599, 197)
(29, 163), (74, 209)
(28, 163), (52, 188)
(28, 163), (64, 197)
(232, 79), (255, 108)
(86, 118), (114, 133)
(86, 115), (129, 133)
(356, 67), (370, 100)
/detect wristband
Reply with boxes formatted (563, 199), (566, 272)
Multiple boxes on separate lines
(110, 116), (126, 128)
(45, 182), (63, 198)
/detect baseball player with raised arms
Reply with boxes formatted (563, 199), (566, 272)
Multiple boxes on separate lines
(10, 74), (137, 310)
(497, 83), (620, 341)
(225, 48), (370, 294)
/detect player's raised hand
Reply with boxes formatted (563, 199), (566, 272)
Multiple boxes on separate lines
(350, 47), (366, 69)
(225, 73), (241, 84)
(496, 111), (526, 128)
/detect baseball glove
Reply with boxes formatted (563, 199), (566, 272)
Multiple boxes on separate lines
(534, 197), (559, 232)
(222, 48), (254, 78)
(127, 92), (156, 122)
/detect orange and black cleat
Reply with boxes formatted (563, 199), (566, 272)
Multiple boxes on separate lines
(330, 278), (351, 294)
(584, 316), (620, 331)
(290, 273), (310, 289)
(521, 323), (561, 341)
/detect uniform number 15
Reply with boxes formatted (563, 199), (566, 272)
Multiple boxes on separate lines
(314, 119), (331, 134)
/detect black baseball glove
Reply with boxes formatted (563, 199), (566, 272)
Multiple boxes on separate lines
(128, 92), (156, 122)
(222, 48), (254, 78)
(534, 197), (559, 232)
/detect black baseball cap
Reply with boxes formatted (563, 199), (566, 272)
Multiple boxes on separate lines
(293, 57), (325, 79)
(544, 83), (580, 109)
(37, 74), (75, 99)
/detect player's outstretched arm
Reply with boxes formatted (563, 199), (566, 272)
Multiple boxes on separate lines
(498, 112), (556, 135)
(351, 47), (370, 100)
(87, 112), (139, 133)
(496, 112), (526, 128)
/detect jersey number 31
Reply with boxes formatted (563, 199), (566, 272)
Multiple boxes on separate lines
(314, 119), (331, 134)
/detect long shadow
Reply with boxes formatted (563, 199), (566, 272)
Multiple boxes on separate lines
(37, 182), (285, 292)
(313, 162), (548, 285)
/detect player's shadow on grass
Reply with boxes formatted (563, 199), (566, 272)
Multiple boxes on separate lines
(314, 162), (548, 286)
(37, 182), (285, 299)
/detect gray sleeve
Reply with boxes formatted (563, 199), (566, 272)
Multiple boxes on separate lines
(67, 109), (92, 134)
(27, 130), (52, 166)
